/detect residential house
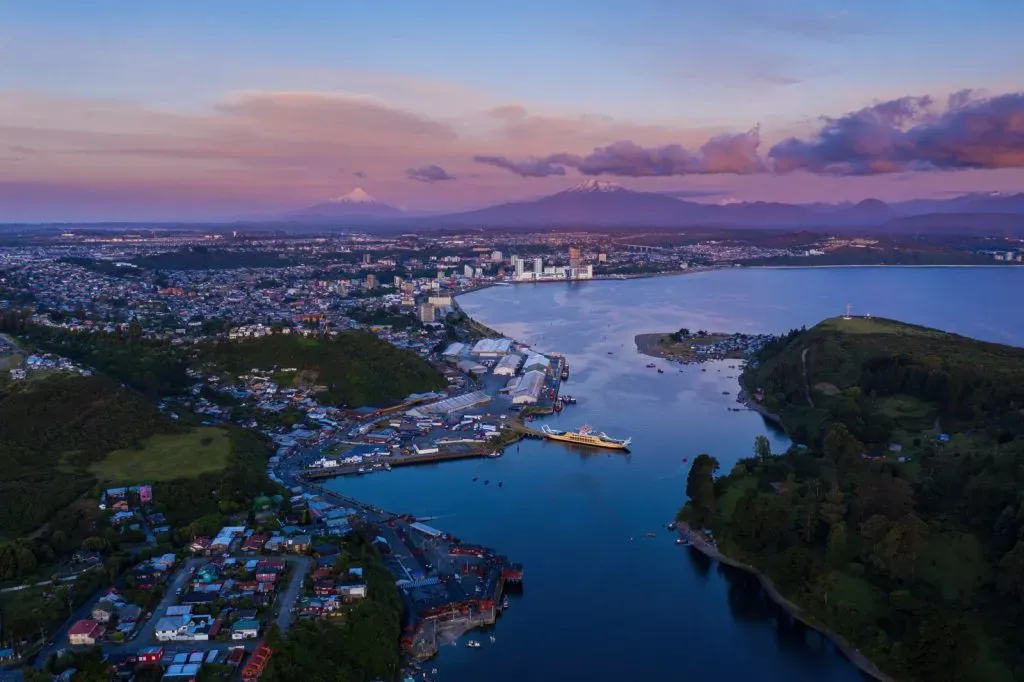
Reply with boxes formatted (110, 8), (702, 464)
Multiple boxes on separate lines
(230, 618), (261, 640)
(92, 600), (117, 623)
(68, 619), (104, 646)
(286, 534), (312, 553)
(137, 646), (164, 666)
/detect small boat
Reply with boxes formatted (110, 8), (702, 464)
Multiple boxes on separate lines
(645, 532), (656, 538)
(722, 391), (730, 395)
(498, 482), (503, 487)
(607, 351), (614, 355)
(553, 401), (563, 412)
(490, 635), (497, 643)
(487, 451), (502, 458)
(483, 480), (490, 485)
(503, 596), (509, 609)
(657, 369), (664, 374)
(646, 363), (656, 368)
(676, 538), (690, 546)
(472, 476), (478, 482)
(466, 640), (481, 648)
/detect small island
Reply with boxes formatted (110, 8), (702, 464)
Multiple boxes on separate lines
(678, 316), (1024, 682)
(636, 328), (773, 364)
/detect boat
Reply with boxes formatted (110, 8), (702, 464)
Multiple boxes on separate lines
(607, 351), (614, 355)
(503, 596), (509, 609)
(646, 363), (656, 368)
(483, 480), (490, 485)
(553, 401), (563, 412)
(487, 451), (502, 458)
(466, 640), (481, 648)
(561, 395), (577, 404)
(490, 635), (497, 643)
(472, 476), (478, 482)
(676, 538), (690, 546)
(657, 369), (664, 374)
(541, 424), (632, 451)
(645, 532), (656, 538)
(498, 482), (503, 487)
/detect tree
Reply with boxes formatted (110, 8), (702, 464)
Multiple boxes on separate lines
(822, 423), (864, 468)
(997, 540), (1024, 604)
(685, 454), (720, 528)
(826, 521), (848, 568)
(818, 486), (846, 529)
(753, 435), (772, 460)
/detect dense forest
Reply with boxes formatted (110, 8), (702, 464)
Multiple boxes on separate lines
(198, 330), (445, 407)
(680, 317), (1024, 681)
(266, 531), (403, 682)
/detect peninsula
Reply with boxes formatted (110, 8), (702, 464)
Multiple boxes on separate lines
(636, 329), (773, 364)
(679, 316), (1024, 682)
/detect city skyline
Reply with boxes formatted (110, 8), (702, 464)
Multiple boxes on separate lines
(2, 0), (1024, 221)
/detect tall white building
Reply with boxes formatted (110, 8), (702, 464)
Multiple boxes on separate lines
(533, 257), (543, 274)
(515, 258), (525, 278)
(464, 264), (474, 278)
(491, 250), (503, 263)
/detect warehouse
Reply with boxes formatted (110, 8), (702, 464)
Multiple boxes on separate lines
(511, 370), (546, 404)
(456, 359), (487, 376)
(470, 338), (513, 358)
(523, 352), (551, 374)
(493, 353), (522, 377)
(442, 342), (467, 359)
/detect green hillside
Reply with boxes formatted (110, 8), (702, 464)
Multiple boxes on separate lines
(199, 330), (446, 407)
(0, 374), (180, 539)
(744, 316), (1024, 448)
(681, 318), (1024, 681)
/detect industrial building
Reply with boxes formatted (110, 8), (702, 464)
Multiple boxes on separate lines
(493, 353), (522, 376)
(523, 353), (551, 374)
(510, 370), (546, 404)
(442, 342), (467, 358)
(457, 359), (487, 376)
(407, 390), (491, 418)
(471, 338), (513, 358)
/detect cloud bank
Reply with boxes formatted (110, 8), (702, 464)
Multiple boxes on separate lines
(769, 91), (1024, 174)
(406, 164), (455, 182)
(476, 92), (1024, 178)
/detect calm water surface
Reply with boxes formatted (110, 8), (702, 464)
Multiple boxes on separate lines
(329, 267), (1024, 682)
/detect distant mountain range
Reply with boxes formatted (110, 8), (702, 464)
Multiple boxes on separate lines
(292, 182), (1024, 232)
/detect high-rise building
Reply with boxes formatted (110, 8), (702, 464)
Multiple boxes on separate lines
(362, 253), (372, 265)
(419, 303), (436, 323)
(366, 273), (377, 289)
(533, 257), (543, 274)
(393, 276), (403, 288)
(568, 247), (581, 269)
(515, 258), (525, 278)
(598, 252), (607, 263)
(436, 268), (445, 281)
(491, 250), (503, 263)
(464, 264), (474, 278)
(474, 267), (483, 278)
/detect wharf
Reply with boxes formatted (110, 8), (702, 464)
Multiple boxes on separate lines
(299, 445), (502, 480)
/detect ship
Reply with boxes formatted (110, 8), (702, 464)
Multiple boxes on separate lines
(541, 424), (632, 451)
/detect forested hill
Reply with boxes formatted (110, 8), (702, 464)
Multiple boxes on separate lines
(679, 318), (1024, 680)
(744, 316), (1024, 448)
(199, 330), (446, 407)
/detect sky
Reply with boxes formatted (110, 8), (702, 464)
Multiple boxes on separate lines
(1, 0), (1023, 221)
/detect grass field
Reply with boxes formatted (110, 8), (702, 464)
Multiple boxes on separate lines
(918, 531), (992, 603)
(717, 475), (757, 523)
(90, 426), (231, 483)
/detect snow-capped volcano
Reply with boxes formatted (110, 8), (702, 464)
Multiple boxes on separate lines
(563, 179), (628, 194)
(328, 187), (377, 204)
(295, 188), (403, 220)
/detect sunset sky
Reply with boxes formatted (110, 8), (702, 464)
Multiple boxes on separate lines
(2, 0), (1023, 221)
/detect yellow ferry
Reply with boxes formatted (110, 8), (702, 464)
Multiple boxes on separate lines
(541, 424), (632, 451)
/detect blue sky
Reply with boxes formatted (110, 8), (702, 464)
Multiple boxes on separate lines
(1, 0), (1023, 220)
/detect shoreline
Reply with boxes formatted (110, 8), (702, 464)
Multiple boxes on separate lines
(677, 522), (894, 682)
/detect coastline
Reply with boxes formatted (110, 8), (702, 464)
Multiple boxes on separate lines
(677, 522), (894, 682)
